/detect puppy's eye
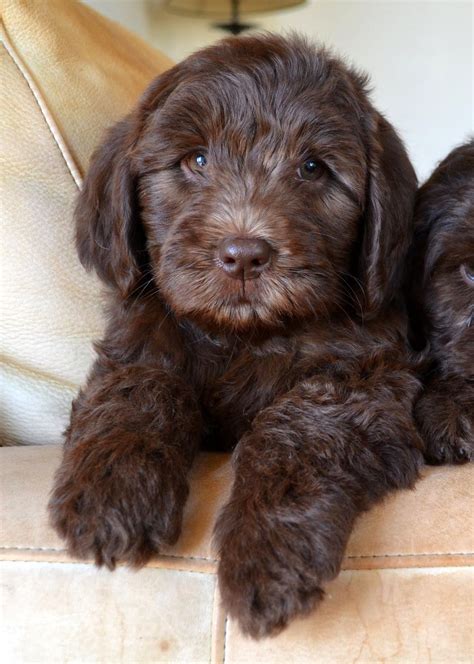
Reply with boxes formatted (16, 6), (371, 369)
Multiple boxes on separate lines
(460, 264), (474, 285)
(181, 151), (208, 177)
(195, 153), (207, 168)
(298, 158), (324, 181)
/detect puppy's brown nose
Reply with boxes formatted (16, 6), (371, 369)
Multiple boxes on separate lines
(218, 237), (272, 280)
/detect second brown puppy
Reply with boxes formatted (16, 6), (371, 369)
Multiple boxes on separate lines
(409, 140), (474, 464)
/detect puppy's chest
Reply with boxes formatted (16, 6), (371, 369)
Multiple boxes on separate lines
(189, 345), (297, 450)
(185, 328), (382, 450)
(187, 336), (338, 450)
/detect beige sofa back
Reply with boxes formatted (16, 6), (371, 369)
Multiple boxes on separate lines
(0, 0), (173, 445)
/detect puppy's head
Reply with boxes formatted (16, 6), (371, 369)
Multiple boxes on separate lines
(76, 34), (416, 336)
(411, 139), (474, 377)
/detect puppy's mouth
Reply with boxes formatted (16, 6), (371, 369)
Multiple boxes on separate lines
(235, 293), (252, 305)
(234, 278), (254, 304)
(221, 274), (265, 306)
(157, 245), (331, 335)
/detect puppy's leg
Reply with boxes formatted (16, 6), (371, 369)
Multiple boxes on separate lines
(215, 371), (423, 638)
(416, 375), (474, 464)
(48, 364), (202, 568)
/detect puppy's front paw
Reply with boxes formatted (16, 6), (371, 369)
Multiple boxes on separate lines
(214, 500), (339, 639)
(48, 439), (189, 569)
(415, 391), (473, 465)
(423, 436), (473, 465)
(218, 548), (324, 639)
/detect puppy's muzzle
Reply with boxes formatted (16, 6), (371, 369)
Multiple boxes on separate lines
(217, 237), (272, 281)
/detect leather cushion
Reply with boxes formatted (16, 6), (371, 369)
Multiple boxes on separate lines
(0, 0), (172, 445)
(1, 446), (473, 662)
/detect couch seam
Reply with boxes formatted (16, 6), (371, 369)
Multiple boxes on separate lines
(1, 557), (472, 574)
(222, 617), (228, 664)
(347, 551), (474, 560)
(0, 558), (212, 574)
(1, 545), (472, 560)
(0, 21), (83, 189)
(0, 545), (214, 561)
(211, 578), (216, 664)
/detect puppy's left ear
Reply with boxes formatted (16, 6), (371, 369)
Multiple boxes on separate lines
(359, 113), (417, 316)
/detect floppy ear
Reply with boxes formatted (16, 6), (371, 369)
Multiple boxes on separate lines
(75, 114), (143, 296)
(359, 113), (417, 316)
(75, 65), (186, 296)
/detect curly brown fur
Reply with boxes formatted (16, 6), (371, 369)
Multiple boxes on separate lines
(49, 34), (423, 638)
(408, 140), (474, 465)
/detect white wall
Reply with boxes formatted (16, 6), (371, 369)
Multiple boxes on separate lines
(85, 0), (473, 182)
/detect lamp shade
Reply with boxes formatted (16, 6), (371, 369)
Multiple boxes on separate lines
(164, 0), (305, 18)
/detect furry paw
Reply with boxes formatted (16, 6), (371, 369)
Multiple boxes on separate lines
(214, 495), (345, 638)
(48, 439), (189, 569)
(415, 384), (473, 465)
(423, 436), (473, 465)
(218, 546), (324, 638)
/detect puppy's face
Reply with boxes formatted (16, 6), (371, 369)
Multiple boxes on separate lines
(76, 35), (417, 338)
(138, 68), (366, 334)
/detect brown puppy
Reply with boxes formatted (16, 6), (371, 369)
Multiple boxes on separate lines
(409, 140), (474, 464)
(49, 34), (423, 638)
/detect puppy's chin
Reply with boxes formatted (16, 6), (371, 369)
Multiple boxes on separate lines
(165, 296), (299, 338)
(185, 305), (282, 337)
(159, 280), (322, 338)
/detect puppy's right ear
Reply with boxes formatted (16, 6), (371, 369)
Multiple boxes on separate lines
(75, 114), (142, 296)
(75, 65), (186, 296)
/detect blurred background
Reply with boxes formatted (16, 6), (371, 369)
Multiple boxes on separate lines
(84, 0), (473, 183)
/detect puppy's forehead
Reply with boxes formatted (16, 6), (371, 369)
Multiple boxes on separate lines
(157, 48), (365, 148)
(445, 216), (474, 256)
(165, 74), (327, 120)
(427, 215), (474, 275)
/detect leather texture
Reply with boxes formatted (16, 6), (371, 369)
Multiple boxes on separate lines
(0, 446), (473, 662)
(0, 0), (174, 177)
(0, 0), (172, 445)
(2, 561), (218, 663)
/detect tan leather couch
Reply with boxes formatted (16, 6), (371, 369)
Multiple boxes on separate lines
(1, 2), (473, 662)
